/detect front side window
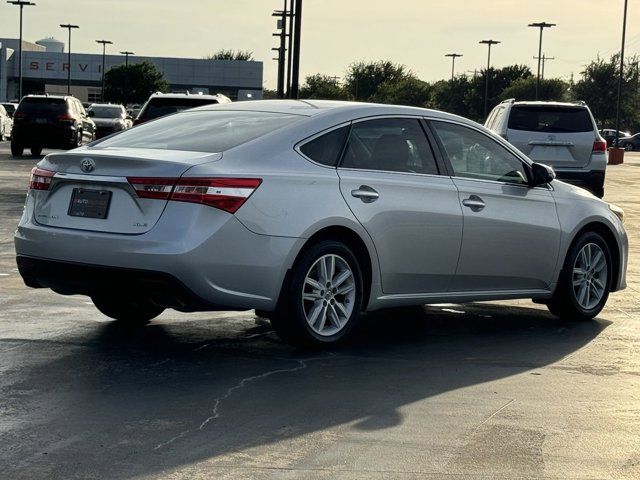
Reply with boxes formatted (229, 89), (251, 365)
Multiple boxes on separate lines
(340, 118), (439, 175)
(431, 121), (528, 185)
(95, 110), (303, 153)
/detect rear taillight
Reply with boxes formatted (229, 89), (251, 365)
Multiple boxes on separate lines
(126, 177), (262, 213)
(133, 118), (145, 126)
(593, 140), (607, 153)
(127, 177), (176, 200)
(13, 112), (26, 120)
(56, 114), (75, 124)
(171, 178), (262, 213)
(29, 167), (55, 190)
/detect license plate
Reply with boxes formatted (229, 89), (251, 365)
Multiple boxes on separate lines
(68, 188), (112, 219)
(35, 118), (47, 124)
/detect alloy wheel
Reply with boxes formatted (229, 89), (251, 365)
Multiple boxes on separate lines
(572, 242), (608, 310)
(302, 254), (356, 336)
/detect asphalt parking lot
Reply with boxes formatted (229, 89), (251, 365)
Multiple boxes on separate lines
(0, 142), (639, 480)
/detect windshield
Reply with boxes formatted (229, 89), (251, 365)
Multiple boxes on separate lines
(508, 106), (594, 133)
(140, 97), (221, 120)
(89, 106), (123, 118)
(96, 110), (304, 153)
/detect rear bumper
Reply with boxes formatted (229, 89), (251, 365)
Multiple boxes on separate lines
(14, 201), (302, 311)
(554, 170), (605, 196)
(12, 125), (75, 148)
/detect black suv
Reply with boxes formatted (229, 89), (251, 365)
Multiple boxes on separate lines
(11, 95), (96, 157)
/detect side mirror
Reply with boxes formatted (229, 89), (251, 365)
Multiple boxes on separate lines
(87, 110), (95, 117)
(530, 162), (556, 187)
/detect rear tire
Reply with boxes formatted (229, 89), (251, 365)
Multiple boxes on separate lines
(92, 296), (165, 325)
(546, 231), (611, 321)
(623, 143), (633, 151)
(270, 240), (364, 347)
(30, 146), (43, 156)
(11, 142), (23, 157)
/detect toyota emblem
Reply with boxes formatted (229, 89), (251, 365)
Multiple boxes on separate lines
(80, 158), (95, 173)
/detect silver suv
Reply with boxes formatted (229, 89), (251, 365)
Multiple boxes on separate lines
(485, 100), (607, 198)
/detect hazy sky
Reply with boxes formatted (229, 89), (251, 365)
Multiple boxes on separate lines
(2, 0), (638, 88)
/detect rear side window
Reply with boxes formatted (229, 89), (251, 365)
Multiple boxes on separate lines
(17, 98), (67, 115)
(508, 106), (593, 133)
(140, 98), (220, 120)
(95, 110), (303, 153)
(299, 126), (349, 166)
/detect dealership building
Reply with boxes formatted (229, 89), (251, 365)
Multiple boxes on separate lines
(0, 37), (263, 103)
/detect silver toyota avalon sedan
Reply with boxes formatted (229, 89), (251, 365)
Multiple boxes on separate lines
(15, 100), (628, 346)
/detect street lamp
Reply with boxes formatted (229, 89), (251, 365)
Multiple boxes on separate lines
(528, 22), (556, 100)
(119, 51), (134, 106)
(479, 40), (500, 117)
(6, 1), (36, 101)
(96, 39), (112, 102)
(59, 24), (79, 95)
(445, 53), (463, 81)
(614, 0), (629, 149)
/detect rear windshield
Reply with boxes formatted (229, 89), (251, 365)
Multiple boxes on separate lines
(140, 97), (220, 120)
(508, 106), (593, 133)
(95, 110), (304, 153)
(89, 106), (123, 118)
(17, 98), (67, 115)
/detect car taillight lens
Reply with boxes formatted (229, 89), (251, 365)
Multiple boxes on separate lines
(127, 177), (176, 200)
(29, 167), (55, 190)
(133, 118), (145, 126)
(593, 140), (607, 153)
(13, 112), (26, 120)
(172, 178), (262, 213)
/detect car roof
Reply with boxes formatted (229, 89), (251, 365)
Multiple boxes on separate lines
(148, 92), (228, 100)
(21, 94), (71, 101)
(89, 103), (123, 108)
(511, 100), (589, 108)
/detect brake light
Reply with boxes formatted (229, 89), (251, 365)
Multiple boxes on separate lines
(593, 140), (607, 153)
(13, 112), (26, 120)
(172, 178), (262, 213)
(56, 114), (75, 123)
(29, 167), (55, 190)
(133, 118), (145, 126)
(127, 177), (176, 200)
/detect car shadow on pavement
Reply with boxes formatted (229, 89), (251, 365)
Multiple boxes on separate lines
(4, 303), (609, 479)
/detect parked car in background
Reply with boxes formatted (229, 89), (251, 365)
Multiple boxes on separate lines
(600, 128), (631, 147)
(134, 92), (231, 125)
(126, 104), (142, 119)
(0, 105), (12, 141)
(10, 95), (96, 157)
(87, 103), (132, 139)
(486, 99), (607, 198)
(1, 102), (19, 119)
(617, 132), (640, 151)
(14, 100), (628, 347)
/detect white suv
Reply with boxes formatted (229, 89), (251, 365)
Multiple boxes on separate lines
(485, 100), (607, 198)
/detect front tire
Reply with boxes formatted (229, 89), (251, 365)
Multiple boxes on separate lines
(92, 296), (165, 325)
(271, 240), (364, 347)
(11, 142), (23, 157)
(546, 231), (611, 321)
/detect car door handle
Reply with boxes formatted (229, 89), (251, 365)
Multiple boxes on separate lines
(351, 186), (379, 203)
(462, 195), (485, 211)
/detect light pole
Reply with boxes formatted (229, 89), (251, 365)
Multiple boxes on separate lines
(7, 1), (36, 101)
(96, 39), (112, 102)
(59, 24), (79, 95)
(290, 0), (302, 98)
(479, 40), (500, 117)
(528, 22), (555, 100)
(119, 51), (134, 106)
(445, 53), (463, 81)
(614, 0), (629, 149)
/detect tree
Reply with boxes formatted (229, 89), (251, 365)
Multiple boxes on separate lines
(205, 49), (254, 61)
(344, 61), (408, 101)
(371, 75), (431, 107)
(429, 77), (473, 117)
(500, 77), (570, 102)
(300, 74), (349, 100)
(103, 61), (169, 105)
(573, 54), (640, 132)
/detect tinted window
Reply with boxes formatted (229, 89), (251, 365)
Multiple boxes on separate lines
(89, 106), (124, 118)
(507, 106), (593, 133)
(299, 126), (349, 166)
(340, 118), (439, 175)
(432, 121), (528, 185)
(16, 98), (67, 116)
(140, 97), (220, 120)
(96, 111), (303, 153)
